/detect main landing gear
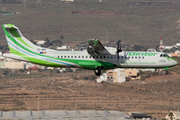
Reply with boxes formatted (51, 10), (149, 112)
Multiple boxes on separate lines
(94, 66), (103, 76)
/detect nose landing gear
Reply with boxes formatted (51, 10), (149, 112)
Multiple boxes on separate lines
(164, 67), (169, 75)
(165, 70), (169, 75)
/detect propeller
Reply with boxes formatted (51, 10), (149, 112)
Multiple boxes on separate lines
(116, 40), (122, 65)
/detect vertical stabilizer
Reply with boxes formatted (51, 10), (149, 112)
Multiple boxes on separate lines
(2, 24), (39, 54)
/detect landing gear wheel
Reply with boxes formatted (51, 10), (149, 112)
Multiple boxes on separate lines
(94, 66), (102, 76)
(165, 70), (169, 75)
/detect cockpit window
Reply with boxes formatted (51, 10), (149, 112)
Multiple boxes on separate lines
(160, 54), (170, 57)
(166, 54), (170, 57)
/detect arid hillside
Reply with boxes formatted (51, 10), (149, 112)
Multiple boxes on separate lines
(0, 0), (180, 46)
(0, 71), (180, 119)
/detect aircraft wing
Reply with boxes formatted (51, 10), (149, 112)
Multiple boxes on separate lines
(87, 39), (111, 55)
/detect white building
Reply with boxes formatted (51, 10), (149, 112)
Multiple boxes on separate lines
(97, 73), (107, 83)
(164, 46), (174, 49)
(0, 52), (5, 69)
(176, 43), (180, 47)
(97, 68), (125, 83)
(57, 46), (67, 50)
(4, 58), (25, 69)
(147, 48), (156, 52)
(25, 62), (45, 70)
(165, 111), (180, 120)
(113, 68), (126, 83)
(37, 40), (46, 45)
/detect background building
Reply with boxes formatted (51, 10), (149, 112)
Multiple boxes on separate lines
(125, 69), (140, 80)
(113, 68), (126, 83)
(0, 52), (5, 68)
(97, 68), (140, 83)
(165, 111), (180, 120)
(4, 58), (25, 69)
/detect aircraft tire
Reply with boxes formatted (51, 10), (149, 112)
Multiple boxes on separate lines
(165, 70), (169, 75)
(94, 66), (102, 76)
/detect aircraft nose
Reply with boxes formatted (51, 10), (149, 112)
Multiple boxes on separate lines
(172, 59), (178, 66)
(167, 57), (178, 67)
(174, 60), (178, 65)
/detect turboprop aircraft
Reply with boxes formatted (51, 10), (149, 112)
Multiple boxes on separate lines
(2, 24), (178, 76)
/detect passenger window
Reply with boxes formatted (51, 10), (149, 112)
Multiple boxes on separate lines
(104, 56), (106, 59)
(132, 57), (134, 59)
(93, 56), (95, 58)
(142, 56), (144, 59)
(89, 56), (91, 58)
(82, 56), (84, 58)
(121, 56), (123, 59)
(160, 54), (162, 57)
(71, 56), (73, 58)
(86, 56), (88, 58)
(100, 56), (102, 59)
(75, 56), (77, 58)
(111, 56), (113, 59)
(96, 56), (98, 59)
(64, 56), (66, 58)
(68, 56), (70, 58)
(61, 56), (63, 58)
(79, 56), (80, 58)
(139, 56), (141, 59)
(57, 56), (59, 58)
(107, 56), (109, 59)
(135, 57), (137, 59)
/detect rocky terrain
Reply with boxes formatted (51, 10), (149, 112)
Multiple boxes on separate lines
(0, 71), (180, 119)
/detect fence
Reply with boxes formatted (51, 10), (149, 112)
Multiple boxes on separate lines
(0, 110), (131, 120)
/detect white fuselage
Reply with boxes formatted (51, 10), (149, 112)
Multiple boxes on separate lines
(4, 50), (176, 69)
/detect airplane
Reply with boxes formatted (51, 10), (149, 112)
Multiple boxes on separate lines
(2, 24), (178, 76)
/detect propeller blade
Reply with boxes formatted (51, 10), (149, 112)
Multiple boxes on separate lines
(116, 40), (122, 65)
(116, 40), (122, 53)
(117, 53), (119, 65)
(116, 40), (121, 45)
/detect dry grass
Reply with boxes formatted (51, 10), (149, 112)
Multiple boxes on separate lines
(0, 71), (180, 119)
